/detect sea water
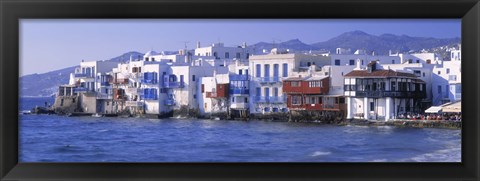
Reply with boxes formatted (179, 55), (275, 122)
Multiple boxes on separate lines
(19, 97), (461, 162)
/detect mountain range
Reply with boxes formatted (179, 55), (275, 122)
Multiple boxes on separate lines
(249, 30), (460, 55)
(20, 30), (460, 97)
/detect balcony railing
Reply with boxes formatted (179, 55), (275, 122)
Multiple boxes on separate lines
(354, 91), (426, 98)
(269, 96), (286, 103)
(229, 75), (249, 81)
(255, 96), (269, 103)
(229, 88), (249, 95)
(74, 73), (93, 78)
(73, 87), (88, 93)
(163, 81), (185, 88)
(164, 99), (175, 106)
(256, 77), (282, 84)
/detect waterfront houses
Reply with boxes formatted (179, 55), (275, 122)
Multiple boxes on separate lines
(344, 61), (427, 121)
(248, 49), (331, 115)
(52, 42), (461, 121)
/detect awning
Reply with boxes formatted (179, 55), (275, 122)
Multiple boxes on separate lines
(425, 106), (442, 113)
(442, 101), (461, 113)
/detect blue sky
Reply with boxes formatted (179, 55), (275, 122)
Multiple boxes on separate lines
(20, 19), (460, 76)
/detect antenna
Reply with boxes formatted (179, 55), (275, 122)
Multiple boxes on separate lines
(182, 41), (189, 49)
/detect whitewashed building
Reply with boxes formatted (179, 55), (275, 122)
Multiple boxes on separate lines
(248, 49), (331, 114)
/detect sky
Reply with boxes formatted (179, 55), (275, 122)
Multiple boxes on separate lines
(20, 19), (460, 76)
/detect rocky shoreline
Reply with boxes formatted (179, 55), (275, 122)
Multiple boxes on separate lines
(29, 106), (461, 130)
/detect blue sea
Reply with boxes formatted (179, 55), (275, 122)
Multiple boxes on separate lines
(19, 97), (461, 162)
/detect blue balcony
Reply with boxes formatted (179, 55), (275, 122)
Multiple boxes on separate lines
(73, 87), (88, 93)
(164, 99), (175, 106)
(230, 75), (249, 81)
(255, 96), (270, 103)
(163, 81), (185, 88)
(256, 77), (282, 84)
(230, 88), (249, 95)
(269, 96), (286, 103)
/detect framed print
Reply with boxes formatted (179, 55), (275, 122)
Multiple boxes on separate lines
(1, 0), (479, 180)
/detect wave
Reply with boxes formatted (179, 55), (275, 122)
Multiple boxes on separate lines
(407, 146), (461, 162)
(311, 151), (332, 157)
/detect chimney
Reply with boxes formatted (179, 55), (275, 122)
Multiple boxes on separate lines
(355, 59), (361, 70)
(197, 41), (201, 48)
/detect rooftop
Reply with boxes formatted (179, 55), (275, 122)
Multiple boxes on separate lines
(344, 69), (417, 78)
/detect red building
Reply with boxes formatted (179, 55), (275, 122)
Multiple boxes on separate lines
(283, 76), (346, 112)
(205, 83), (229, 98)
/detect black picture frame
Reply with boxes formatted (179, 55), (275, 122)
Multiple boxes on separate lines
(1, 0), (479, 180)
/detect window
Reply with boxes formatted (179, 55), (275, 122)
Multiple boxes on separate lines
(291, 81), (300, 87)
(213, 52), (218, 59)
(449, 75), (457, 81)
(274, 87), (279, 97)
(423, 72), (425, 77)
(292, 95), (302, 105)
(309, 81), (321, 87)
(245, 97), (248, 103)
(445, 85), (449, 97)
(349, 59), (355, 65)
(246, 53), (250, 59)
(273, 64), (279, 78)
(391, 81), (396, 91)
(392, 60), (395, 64)
(256, 64), (261, 77)
(192, 75), (196, 81)
(414, 70), (421, 77)
(438, 85), (442, 94)
(236, 52), (241, 59)
(408, 59), (412, 63)
(370, 102), (374, 111)
(201, 84), (205, 93)
(438, 71), (441, 75)
(416, 60), (420, 63)
(194, 94), (197, 99)
(264, 64), (270, 78)
(335, 59), (340, 66)
(239, 69), (243, 75)
(152, 58), (155, 61)
(446, 68), (450, 74)
(282, 63), (288, 77)
(225, 52), (229, 59)
(232, 97), (235, 103)
(361, 60), (364, 65)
